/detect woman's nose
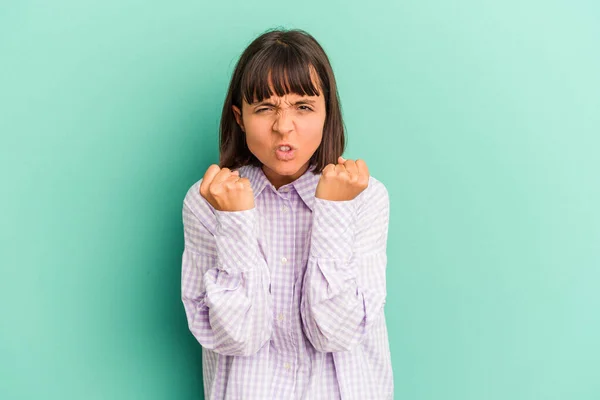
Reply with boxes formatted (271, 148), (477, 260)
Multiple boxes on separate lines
(273, 109), (294, 133)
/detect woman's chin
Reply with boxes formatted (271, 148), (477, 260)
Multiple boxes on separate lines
(264, 160), (305, 176)
(270, 163), (297, 175)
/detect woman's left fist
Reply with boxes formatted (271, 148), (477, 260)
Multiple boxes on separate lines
(315, 156), (370, 201)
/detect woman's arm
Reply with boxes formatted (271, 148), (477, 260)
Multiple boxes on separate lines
(181, 183), (272, 356)
(300, 178), (390, 352)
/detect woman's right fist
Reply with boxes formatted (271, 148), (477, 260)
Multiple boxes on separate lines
(199, 164), (255, 212)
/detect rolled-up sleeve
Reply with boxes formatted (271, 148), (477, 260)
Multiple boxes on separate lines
(300, 178), (390, 352)
(181, 183), (272, 356)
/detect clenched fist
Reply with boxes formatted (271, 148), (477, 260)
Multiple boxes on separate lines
(315, 156), (370, 201)
(199, 164), (255, 212)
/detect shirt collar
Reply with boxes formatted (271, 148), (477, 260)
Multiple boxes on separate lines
(237, 163), (321, 211)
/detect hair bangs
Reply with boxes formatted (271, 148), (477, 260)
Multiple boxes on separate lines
(240, 45), (322, 105)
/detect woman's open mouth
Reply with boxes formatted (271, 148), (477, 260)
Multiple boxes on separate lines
(275, 145), (296, 161)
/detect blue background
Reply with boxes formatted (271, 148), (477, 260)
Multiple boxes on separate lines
(1, 1), (599, 398)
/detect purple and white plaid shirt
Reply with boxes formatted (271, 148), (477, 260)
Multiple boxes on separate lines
(181, 163), (393, 399)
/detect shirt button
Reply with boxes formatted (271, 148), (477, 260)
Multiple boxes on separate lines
(278, 313), (285, 321)
(281, 257), (287, 264)
(281, 187), (289, 193)
(282, 206), (289, 213)
(284, 362), (291, 370)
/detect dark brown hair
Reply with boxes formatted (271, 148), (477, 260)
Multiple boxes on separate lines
(218, 28), (346, 174)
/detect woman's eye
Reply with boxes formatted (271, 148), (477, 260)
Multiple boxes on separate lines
(256, 106), (312, 113)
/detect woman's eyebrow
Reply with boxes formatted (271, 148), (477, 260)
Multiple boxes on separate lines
(294, 99), (317, 105)
(253, 99), (317, 106)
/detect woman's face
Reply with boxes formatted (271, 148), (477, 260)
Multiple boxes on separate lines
(232, 75), (326, 189)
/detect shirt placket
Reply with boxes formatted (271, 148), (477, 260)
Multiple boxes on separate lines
(277, 185), (299, 397)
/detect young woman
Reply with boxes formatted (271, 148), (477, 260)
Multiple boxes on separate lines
(181, 28), (393, 399)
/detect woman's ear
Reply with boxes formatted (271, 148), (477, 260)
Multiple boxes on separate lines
(232, 105), (245, 132)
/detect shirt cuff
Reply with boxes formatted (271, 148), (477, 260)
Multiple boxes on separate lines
(310, 197), (359, 261)
(213, 207), (260, 272)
